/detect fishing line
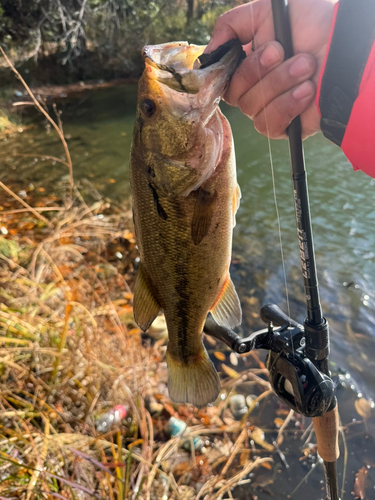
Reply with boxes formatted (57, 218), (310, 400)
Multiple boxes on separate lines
(249, 2), (291, 323)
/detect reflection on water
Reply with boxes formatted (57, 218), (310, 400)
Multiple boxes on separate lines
(1, 85), (375, 498)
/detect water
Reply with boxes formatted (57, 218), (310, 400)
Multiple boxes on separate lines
(1, 86), (375, 498)
(0, 85), (137, 201)
(228, 102), (375, 397)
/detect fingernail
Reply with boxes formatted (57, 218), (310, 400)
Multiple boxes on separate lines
(292, 81), (313, 100)
(289, 56), (311, 77)
(260, 44), (281, 67)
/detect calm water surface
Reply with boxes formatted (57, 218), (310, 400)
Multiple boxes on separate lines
(1, 85), (375, 499)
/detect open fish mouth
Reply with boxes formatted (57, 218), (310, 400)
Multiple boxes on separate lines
(142, 39), (245, 94)
(136, 40), (244, 197)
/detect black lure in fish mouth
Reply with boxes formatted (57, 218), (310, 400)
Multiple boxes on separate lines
(198, 39), (246, 70)
(142, 40), (245, 94)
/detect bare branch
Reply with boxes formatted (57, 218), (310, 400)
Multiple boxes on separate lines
(0, 47), (74, 199)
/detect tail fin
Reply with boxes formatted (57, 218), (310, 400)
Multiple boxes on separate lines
(166, 348), (220, 408)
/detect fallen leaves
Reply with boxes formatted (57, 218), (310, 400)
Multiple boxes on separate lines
(214, 351), (226, 361)
(355, 398), (373, 421)
(221, 364), (240, 379)
(250, 427), (274, 452)
(353, 466), (368, 499)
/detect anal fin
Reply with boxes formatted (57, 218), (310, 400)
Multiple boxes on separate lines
(210, 275), (242, 329)
(133, 264), (160, 332)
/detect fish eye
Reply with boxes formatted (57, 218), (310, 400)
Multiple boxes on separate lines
(141, 99), (157, 118)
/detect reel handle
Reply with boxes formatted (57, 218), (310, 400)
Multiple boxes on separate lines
(204, 314), (247, 352)
(260, 303), (301, 328)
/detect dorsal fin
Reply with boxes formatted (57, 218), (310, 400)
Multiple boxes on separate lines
(210, 275), (242, 329)
(133, 264), (161, 332)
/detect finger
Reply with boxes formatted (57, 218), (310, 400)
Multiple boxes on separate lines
(238, 54), (316, 119)
(205, 0), (273, 53)
(224, 41), (284, 107)
(253, 80), (316, 139)
(243, 42), (253, 56)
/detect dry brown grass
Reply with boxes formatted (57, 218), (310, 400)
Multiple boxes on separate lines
(0, 200), (277, 500)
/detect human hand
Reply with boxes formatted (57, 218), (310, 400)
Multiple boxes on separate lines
(206, 0), (337, 139)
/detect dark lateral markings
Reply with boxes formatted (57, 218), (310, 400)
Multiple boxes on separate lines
(147, 165), (156, 178)
(148, 183), (168, 220)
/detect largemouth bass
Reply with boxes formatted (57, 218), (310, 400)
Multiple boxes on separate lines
(130, 40), (244, 407)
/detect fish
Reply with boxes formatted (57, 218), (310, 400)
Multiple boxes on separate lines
(130, 40), (244, 407)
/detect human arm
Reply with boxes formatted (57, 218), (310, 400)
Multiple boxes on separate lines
(207, 0), (375, 177)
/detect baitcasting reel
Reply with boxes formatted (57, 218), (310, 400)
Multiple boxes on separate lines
(204, 304), (334, 418)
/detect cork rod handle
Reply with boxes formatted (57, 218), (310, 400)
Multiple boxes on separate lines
(312, 406), (340, 462)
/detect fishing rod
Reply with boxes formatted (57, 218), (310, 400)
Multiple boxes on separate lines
(205, 1), (340, 498)
(270, 0), (340, 498)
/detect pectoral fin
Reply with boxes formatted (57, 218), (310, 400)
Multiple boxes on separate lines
(210, 275), (242, 329)
(191, 188), (217, 245)
(133, 264), (160, 332)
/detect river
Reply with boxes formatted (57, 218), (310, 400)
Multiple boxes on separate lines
(1, 85), (375, 499)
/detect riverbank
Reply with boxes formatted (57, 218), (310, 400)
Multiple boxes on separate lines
(0, 78), (138, 120)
